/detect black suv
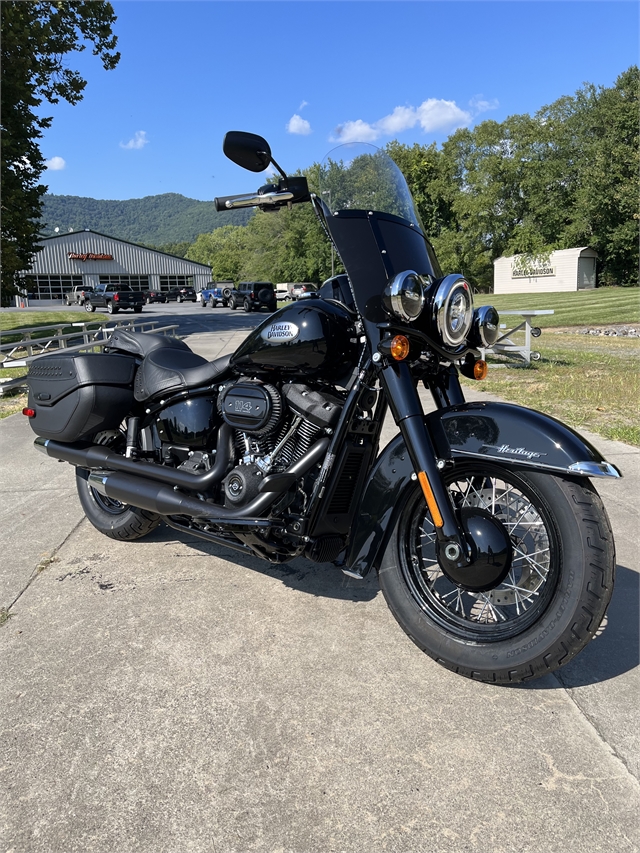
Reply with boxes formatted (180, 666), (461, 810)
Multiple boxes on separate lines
(166, 286), (197, 303)
(229, 281), (277, 312)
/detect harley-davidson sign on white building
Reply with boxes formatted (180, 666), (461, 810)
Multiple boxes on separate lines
(493, 247), (597, 294)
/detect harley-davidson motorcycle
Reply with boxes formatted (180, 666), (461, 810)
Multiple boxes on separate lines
(25, 131), (620, 683)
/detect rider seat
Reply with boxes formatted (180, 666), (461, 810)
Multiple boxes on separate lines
(134, 348), (232, 402)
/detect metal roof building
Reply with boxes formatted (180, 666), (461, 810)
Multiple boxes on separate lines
(22, 230), (212, 300)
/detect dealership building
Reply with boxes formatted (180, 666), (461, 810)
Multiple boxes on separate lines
(21, 230), (212, 299)
(493, 247), (597, 294)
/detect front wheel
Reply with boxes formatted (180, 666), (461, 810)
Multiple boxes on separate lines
(379, 463), (615, 684)
(84, 302), (95, 313)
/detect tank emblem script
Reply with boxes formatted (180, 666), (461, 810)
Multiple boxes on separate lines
(260, 322), (300, 343)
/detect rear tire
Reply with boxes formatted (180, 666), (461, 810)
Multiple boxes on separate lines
(379, 464), (615, 684)
(75, 432), (161, 541)
(243, 299), (252, 313)
(133, 305), (143, 313)
(230, 299), (237, 310)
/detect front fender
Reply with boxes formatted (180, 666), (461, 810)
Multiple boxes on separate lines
(344, 401), (621, 577)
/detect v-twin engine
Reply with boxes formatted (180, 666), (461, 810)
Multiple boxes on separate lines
(218, 379), (344, 507)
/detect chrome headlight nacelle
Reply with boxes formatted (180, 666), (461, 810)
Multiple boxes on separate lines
(432, 274), (474, 347)
(469, 304), (500, 348)
(382, 270), (428, 323)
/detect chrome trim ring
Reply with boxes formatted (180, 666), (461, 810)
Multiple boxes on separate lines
(434, 274), (474, 347)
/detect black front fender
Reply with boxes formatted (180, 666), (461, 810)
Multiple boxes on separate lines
(344, 401), (621, 577)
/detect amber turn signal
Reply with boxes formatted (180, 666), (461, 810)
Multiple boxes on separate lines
(473, 360), (488, 380)
(390, 335), (410, 361)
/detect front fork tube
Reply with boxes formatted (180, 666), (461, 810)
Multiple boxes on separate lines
(380, 362), (472, 567)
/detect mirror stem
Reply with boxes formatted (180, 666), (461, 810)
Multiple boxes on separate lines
(268, 155), (288, 179)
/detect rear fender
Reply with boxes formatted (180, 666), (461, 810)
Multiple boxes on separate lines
(344, 401), (621, 577)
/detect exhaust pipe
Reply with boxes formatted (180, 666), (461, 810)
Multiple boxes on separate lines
(84, 437), (329, 520)
(35, 424), (234, 491)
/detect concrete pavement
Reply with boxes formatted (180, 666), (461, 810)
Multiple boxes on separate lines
(1, 318), (639, 853)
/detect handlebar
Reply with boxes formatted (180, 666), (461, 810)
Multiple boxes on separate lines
(214, 191), (294, 212)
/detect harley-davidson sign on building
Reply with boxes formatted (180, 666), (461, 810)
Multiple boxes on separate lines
(493, 247), (597, 294)
(21, 230), (212, 299)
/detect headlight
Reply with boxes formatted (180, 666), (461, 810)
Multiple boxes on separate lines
(382, 270), (427, 323)
(469, 305), (500, 348)
(433, 275), (474, 347)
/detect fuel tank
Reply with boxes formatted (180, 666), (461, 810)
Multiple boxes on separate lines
(231, 298), (359, 380)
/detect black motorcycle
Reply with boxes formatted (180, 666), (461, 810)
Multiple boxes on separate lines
(25, 131), (620, 684)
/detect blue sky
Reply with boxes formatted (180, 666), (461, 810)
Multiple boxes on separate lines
(39, 1), (638, 201)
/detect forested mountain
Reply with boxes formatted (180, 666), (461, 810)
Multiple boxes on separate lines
(39, 193), (254, 245)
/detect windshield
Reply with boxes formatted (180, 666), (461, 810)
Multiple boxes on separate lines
(318, 143), (425, 233)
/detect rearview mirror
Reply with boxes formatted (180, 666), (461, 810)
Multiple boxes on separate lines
(223, 131), (272, 173)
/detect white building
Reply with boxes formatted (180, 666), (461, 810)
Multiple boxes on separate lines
(22, 230), (212, 300)
(493, 248), (597, 294)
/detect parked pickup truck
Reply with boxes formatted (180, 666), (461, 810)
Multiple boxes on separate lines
(84, 283), (144, 314)
(200, 282), (234, 308)
(65, 286), (94, 306)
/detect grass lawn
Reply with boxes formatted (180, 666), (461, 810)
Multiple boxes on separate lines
(462, 331), (640, 445)
(476, 287), (639, 328)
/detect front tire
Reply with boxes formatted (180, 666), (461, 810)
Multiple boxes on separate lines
(84, 302), (95, 313)
(379, 464), (615, 684)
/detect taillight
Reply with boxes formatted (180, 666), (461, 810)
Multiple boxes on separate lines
(250, 292), (255, 299)
(114, 293), (119, 301)
(22, 407), (36, 418)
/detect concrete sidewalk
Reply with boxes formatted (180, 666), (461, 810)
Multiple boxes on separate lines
(1, 327), (639, 853)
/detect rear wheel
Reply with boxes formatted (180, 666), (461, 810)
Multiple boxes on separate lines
(133, 305), (143, 313)
(379, 463), (615, 684)
(243, 299), (252, 313)
(75, 431), (161, 541)
(230, 299), (237, 310)
(107, 302), (118, 314)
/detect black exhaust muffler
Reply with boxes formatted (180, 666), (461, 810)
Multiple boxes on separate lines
(76, 437), (330, 520)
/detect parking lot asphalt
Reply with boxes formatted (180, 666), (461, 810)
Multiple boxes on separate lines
(2, 305), (639, 852)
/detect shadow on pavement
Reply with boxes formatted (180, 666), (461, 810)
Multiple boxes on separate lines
(146, 525), (638, 683)
(145, 522), (380, 603)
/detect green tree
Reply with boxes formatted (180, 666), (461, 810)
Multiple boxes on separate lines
(1, 1), (120, 305)
(187, 225), (248, 281)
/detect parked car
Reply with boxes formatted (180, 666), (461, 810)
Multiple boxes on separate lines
(166, 286), (197, 303)
(290, 283), (318, 300)
(143, 290), (167, 304)
(84, 283), (144, 314)
(200, 283), (234, 308)
(275, 286), (290, 302)
(228, 281), (277, 313)
(65, 286), (94, 306)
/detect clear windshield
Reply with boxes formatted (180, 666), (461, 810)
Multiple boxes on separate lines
(318, 143), (425, 232)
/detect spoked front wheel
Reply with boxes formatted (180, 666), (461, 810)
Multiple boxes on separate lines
(379, 463), (615, 683)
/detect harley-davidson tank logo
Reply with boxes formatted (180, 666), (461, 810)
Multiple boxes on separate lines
(484, 443), (547, 460)
(260, 322), (299, 343)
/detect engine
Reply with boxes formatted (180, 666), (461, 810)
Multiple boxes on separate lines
(218, 379), (344, 507)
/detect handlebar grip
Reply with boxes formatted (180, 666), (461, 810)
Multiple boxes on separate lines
(214, 195), (240, 212)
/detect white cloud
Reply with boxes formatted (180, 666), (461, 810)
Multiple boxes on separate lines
(286, 114), (312, 135)
(299, 100), (309, 110)
(469, 95), (499, 114)
(120, 130), (149, 150)
(46, 156), (66, 171)
(332, 98), (472, 143)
